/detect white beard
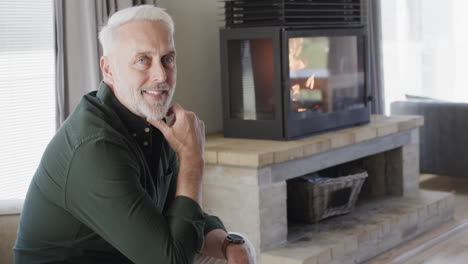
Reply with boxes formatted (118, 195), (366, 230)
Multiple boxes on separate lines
(138, 82), (175, 121)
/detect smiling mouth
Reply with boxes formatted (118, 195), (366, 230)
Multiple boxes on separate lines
(142, 90), (168, 97)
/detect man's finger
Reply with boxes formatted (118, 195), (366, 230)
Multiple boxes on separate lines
(169, 103), (185, 118)
(169, 116), (176, 126)
(166, 103), (175, 116)
(199, 120), (205, 132)
(147, 117), (170, 135)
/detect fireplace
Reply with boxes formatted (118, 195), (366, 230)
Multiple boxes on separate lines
(219, 0), (372, 140)
(201, 116), (455, 263)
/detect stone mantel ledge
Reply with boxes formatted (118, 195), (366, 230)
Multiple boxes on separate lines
(205, 115), (424, 168)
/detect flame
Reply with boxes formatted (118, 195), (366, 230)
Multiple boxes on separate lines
(290, 38), (321, 113)
(291, 84), (300, 96)
(306, 74), (315, 89)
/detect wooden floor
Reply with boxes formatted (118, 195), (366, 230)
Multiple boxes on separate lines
(366, 174), (468, 264)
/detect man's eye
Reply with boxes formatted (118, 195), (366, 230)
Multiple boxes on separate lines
(162, 56), (174, 66)
(137, 57), (148, 64)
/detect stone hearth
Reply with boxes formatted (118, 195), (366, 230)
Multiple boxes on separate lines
(263, 190), (453, 264)
(201, 115), (455, 264)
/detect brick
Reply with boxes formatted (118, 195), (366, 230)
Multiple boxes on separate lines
(317, 249), (332, 264)
(261, 254), (304, 264)
(300, 137), (332, 156)
(205, 150), (218, 164)
(343, 237), (358, 253)
(370, 121), (399, 137)
(273, 145), (304, 163)
(259, 182), (287, 250)
(203, 165), (259, 186)
(353, 126), (378, 143)
(329, 130), (355, 148)
(418, 206), (428, 219)
(357, 229), (370, 246)
(330, 242), (346, 259)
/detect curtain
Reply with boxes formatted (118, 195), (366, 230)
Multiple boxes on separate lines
(54, 0), (157, 128)
(367, 0), (384, 114)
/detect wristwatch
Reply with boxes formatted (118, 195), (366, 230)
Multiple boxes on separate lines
(221, 233), (245, 259)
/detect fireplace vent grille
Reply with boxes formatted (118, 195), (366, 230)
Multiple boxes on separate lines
(223, 0), (365, 28)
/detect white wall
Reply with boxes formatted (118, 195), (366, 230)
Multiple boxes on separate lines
(158, 0), (224, 133)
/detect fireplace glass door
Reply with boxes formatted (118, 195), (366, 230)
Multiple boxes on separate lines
(220, 27), (370, 140)
(227, 39), (276, 120)
(288, 35), (366, 118)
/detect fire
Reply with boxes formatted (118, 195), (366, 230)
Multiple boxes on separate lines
(291, 84), (300, 95)
(306, 74), (315, 89)
(289, 37), (321, 113)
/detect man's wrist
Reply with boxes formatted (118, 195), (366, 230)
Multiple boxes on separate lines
(225, 243), (245, 259)
(178, 152), (204, 166)
(222, 233), (245, 259)
(179, 155), (204, 175)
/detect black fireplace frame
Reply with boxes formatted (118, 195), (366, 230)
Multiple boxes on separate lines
(220, 26), (371, 140)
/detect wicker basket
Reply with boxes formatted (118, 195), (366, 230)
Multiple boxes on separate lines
(287, 169), (368, 223)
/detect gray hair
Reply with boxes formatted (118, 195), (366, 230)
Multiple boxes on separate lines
(98, 5), (175, 56)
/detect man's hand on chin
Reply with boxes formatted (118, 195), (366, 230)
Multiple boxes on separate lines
(226, 243), (255, 264)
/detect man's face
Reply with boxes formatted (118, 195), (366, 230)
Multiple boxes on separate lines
(103, 20), (177, 121)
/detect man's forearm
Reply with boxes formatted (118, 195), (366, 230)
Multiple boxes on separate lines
(175, 156), (204, 204)
(200, 229), (228, 259)
(148, 103), (206, 205)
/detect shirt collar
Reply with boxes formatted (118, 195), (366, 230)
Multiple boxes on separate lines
(96, 82), (161, 154)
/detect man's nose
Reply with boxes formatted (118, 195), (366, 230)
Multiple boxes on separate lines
(150, 62), (167, 83)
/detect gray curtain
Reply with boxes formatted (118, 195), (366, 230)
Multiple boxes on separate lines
(54, 0), (157, 128)
(367, 0), (384, 114)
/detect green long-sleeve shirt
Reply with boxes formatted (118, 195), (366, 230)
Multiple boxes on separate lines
(14, 82), (225, 264)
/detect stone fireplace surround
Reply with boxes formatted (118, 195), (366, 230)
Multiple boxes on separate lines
(202, 115), (455, 264)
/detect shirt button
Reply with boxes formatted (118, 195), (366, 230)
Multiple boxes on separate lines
(144, 127), (150, 133)
(143, 141), (149, 146)
(132, 133), (137, 137)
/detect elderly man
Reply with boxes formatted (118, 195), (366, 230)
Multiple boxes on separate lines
(14, 5), (254, 264)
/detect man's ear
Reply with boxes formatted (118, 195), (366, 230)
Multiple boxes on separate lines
(100, 56), (114, 86)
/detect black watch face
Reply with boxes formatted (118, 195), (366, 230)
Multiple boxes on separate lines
(227, 234), (245, 244)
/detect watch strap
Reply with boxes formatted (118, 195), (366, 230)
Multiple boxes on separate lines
(221, 236), (230, 259)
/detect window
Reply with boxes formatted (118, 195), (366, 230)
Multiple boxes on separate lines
(0, 0), (55, 199)
(381, 0), (468, 113)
